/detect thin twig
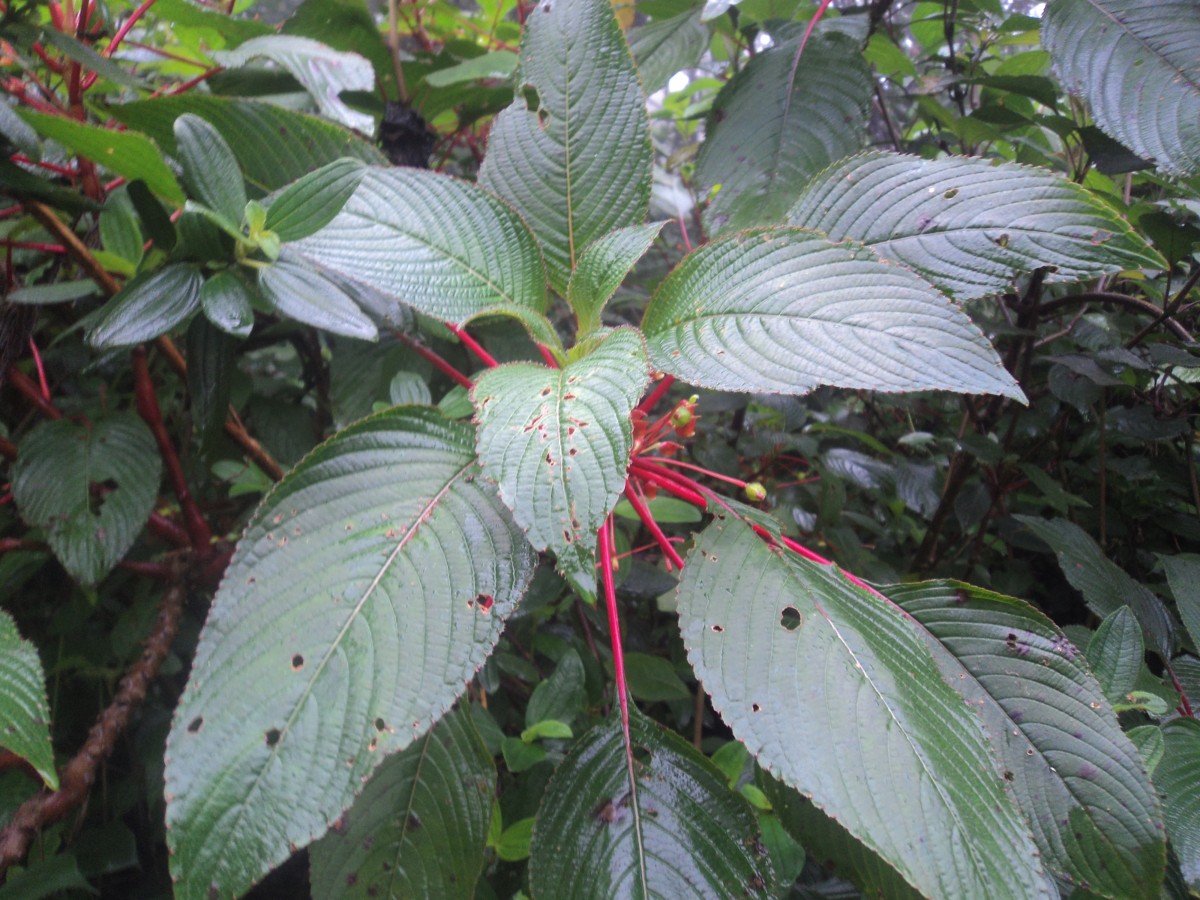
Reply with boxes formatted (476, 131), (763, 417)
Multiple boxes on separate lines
(0, 577), (186, 880)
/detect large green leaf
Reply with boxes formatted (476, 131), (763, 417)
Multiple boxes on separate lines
(289, 168), (550, 334)
(1161, 556), (1200, 652)
(258, 259), (379, 340)
(568, 222), (665, 338)
(265, 158), (366, 243)
(12, 415), (160, 586)
(86, 264), (203, 348)
(675, 516), (1051, 899)
(0, 611), (58, 790)
(164, 407), (536, 899)
(174, 113), (247, 225)
(308, 706), (495, 900)
(1042, 0), (1200, 177)
(641, 228), (1025, 401)
(1158, 718), (1200, 889)
(17, 111), (184, 205)
(696, 33), (870, 235)
(787, 152), (1167, 301)
(1016, 516), (1174, 658)
(628, 10), (709, 94)
(478, 0), (652, 295)
(528, 709), (775, 898)
(472, 328), (649, 595)
(890, 582), (1165, 899)
(109, 97), (386, 194)
(213, 35), (376, 134)
(1087, 606), (1144, 703)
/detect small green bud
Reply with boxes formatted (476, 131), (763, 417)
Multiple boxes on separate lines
(744, 482), (767, 502)
(671, 407), (692, 428)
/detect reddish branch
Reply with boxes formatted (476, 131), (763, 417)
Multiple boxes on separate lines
(0, 577), (186, 880)
(394, 331), (473, 389)
(131, 347), (211, 549)
(4, 368), (61, 420)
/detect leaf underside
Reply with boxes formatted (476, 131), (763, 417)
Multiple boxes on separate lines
(0, 611), (58, 789)
(675, 515), (1052, 899)
(788, 151), (1167, 301)
(528, 709), (776, 899)
(1042, 0), (1200, 177)
(164, 407), (535, 899)
(640, 228), (1025, 401)
(308, 706), (495, 900)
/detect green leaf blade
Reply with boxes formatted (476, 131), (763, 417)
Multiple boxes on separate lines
(891, 582), (1166, 899)
(308, 707), (495, 900)
(1043, 0), (1200, 177)
(12, 415), (161, 586)
(472, 327), (649, 594)
(173, 113), (248, 224)
(528, 710), (775, 899)
(87, 264), (204, 348)
(788, 152), (1167, 301)
(0, 611), (58, 790)
(1158, 719), (1200, 890)
(479, 0), (653, 295)
(265, 158), (366, 243)
(259, 259), (378, 340)
(641, 228), (1025, 401)
(164, 407), (536, 899)
(697, 33), (871, 236)
(568, 222), (665, 337)
(675, 517), (1051, 899)
(289, 168), (549, 327)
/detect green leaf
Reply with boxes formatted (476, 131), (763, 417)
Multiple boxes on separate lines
(213, 35), (376, 134)
(1161, 556), (1200, 652)
(31, 26), (145, 90)
(568, 222), (665, 337)
(760, 772), (924, 900)
(1016, 516), (1174, 658)
(258, 259), (378, 340)
(290, 168), (550, 334)
(696, 33), (870, 236)
(100, 190), (144, 269)
(501, 736), (547, 773)
(8, 280), (99, 305)
(1043, 0), (1200, 177)
(622, 652), (690, 702)
(675, 516), (1051, 899)
(891, 581), (1166, 899)
(613, 495), (702, 524)
(526, 648), (586, 728)
(164, 407), (536, 899)
(109, 97), (386, 194)
(187, 317), (235, 448)
(200, 269), (255, 337)
(156, 0), (273, 47)
(479, 0), (652, 295)
(86, 264), (203, 348)
(472, 328), (649, 593)
(787, 152), (1167, 301)
(641, 228), (1025, 401)
(520, 720), (574, 742)
(173, 114), (248, 224)
(1157, 718), (1200, 890)
(528, 709), (775, 898)
(425, 50), (519, 88)
(1127, 725), (1165, 776)
(17, 111), (185, 205)
(308, 707), (495, 900)
(496, 817), (536, 862)
(629, 11), (709, 94)
(265, 158), (366, 243)
(1086, 607), (1144, 703)
(0, 611), (57, 790)
(12, 415), (160, 586)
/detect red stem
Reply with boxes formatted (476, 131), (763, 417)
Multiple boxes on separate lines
(623, 480), (685, 570)
(28, 340), (49, 403)
(104, 0), (159, 58)
(448, 324), (499, 368)
(642, 455), (751, 489)
(2, 241), (67, 254)
(536, 343), (559, 368)
(131, 348), (212, 549)
(629, 459), (707, 508)
(636, 374), (675, 414)
(1167, 664), (1195, 718)
(6, 367), (62, 420)
(147, 511), (190, 548)
(599, 515), (632, 745)
(394, 331), (472, 389)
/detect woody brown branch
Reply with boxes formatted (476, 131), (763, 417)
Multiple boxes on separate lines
(0, 577), (186, 881)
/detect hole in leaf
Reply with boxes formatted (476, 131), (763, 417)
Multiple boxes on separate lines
(943, 187), (959, 199)
(994, 232), (1010, 248)
(265, 728), (281, 746)
(751, 703), (762, 713)
(780, 607), (802, 631)
(632, 745), (652, 766)
(291, 654), (304, 670)
(87, 478), (119, 515)
(711, 624), (724, 633)
(187, 716), (203, 733)
(405, 812), (422, 832)
(521, 83), (541, 112)
(375, 717), (387, 732)
(476, 593), (494, 612)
